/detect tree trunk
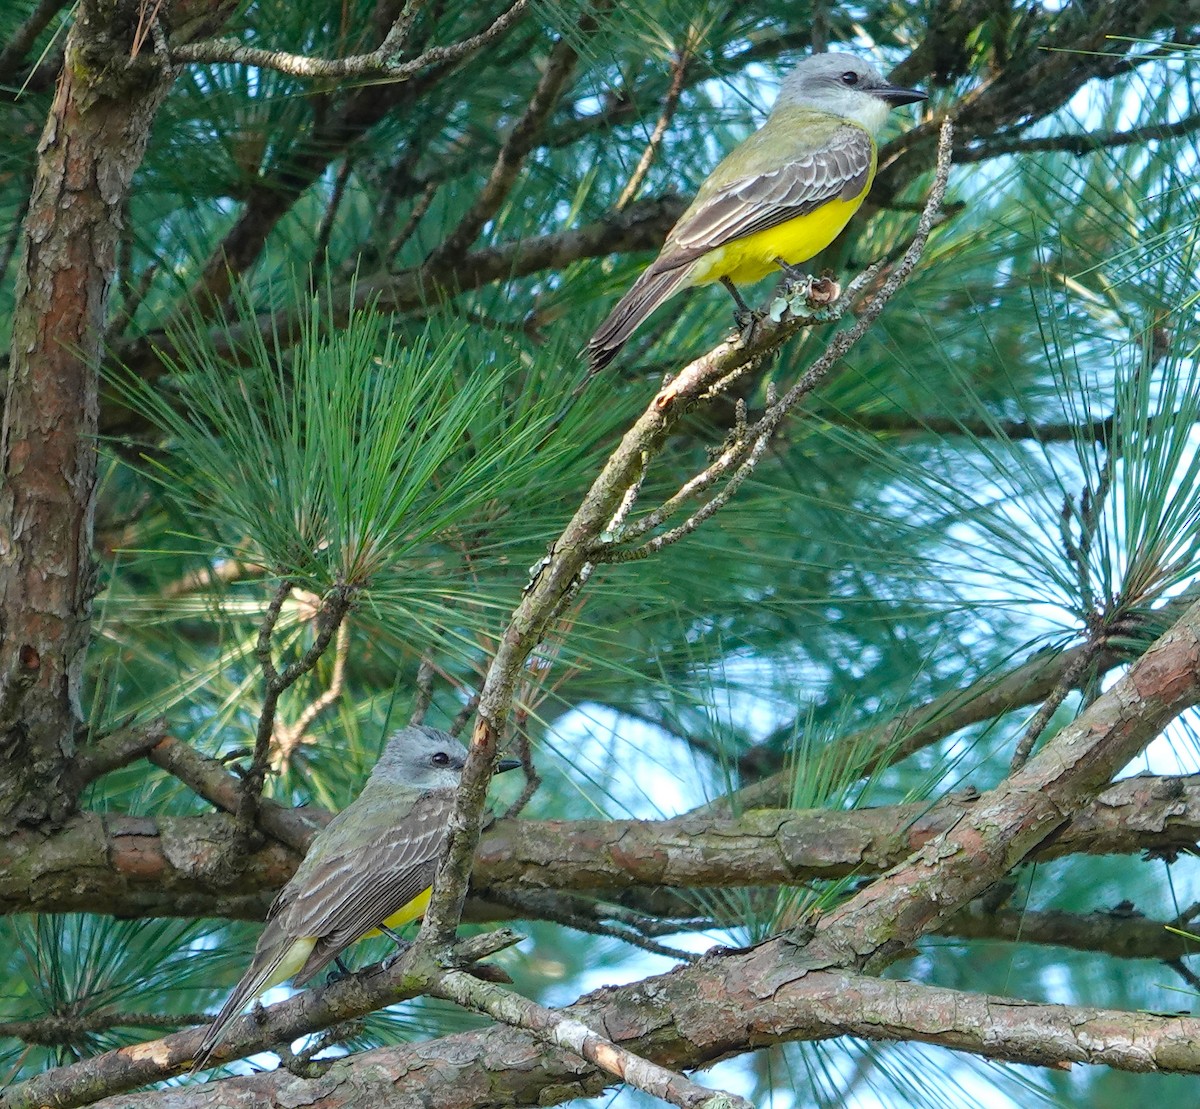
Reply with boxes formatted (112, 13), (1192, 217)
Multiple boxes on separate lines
(0, 4), (170, 828)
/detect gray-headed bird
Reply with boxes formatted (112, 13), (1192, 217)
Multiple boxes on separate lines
(193, 725), (520, 1070)
(586, 53), (925, 371)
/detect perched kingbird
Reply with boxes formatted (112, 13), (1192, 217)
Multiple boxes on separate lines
(193, 725), (520, 1068)
(585, 53), (925, 371)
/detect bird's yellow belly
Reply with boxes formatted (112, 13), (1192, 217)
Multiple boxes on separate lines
(690, 193), (866, 287)
(362, 885), (433, 937)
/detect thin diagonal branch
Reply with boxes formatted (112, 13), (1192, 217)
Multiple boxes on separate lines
(1008, 637), (1102, 772)
(959, 110), (1200, 163)
(238, 585), (353, 834)
(171, 0), (529, 79)
(414, 119), (953, 955)
(942, 902), (1200, 964)
(485, 888), (698, 961)
(272, 617), (351, 767)
(423, 13), (588, 271)
(615, 46), (691, 211)
(0, 0), (69, 78)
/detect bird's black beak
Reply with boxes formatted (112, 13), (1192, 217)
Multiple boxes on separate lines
(877, 83), (927, 107)
(497, 757), (522, 774)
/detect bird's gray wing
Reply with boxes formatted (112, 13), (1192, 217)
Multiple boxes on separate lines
(661, 126), (874, 269)
(278, 788), (456, 982)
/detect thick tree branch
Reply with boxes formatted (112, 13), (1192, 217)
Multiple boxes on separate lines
(788, 598), (1200, 976)
(0, 809), (292, 919)
(66, 718), (167, 788)
(430, 969), (753, 1109)
(477, 773), (1200, 892)
(44, 956), (1200, 1109)
(0, 1010), (212, 1043)
(148, 735), (329, 852)
(5, 771), (1196, 921)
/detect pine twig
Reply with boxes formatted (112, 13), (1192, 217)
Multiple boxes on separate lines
(0, 1010), (214, 1043)
(594, 393), (776, 563)
(238, 583), (354, 836)
(501, 727), (541, 818)
(172, 0), (530, 80)
(487, 888), (699, 962)
(409, 655), (438, 726)
(615, 46), (691, 211)
(272, 618), (351, 767)
(314, 156), (355, 261)
(423, 13), (586, 270)
(1011, 453), (1118, 771)
(451, 692), (480, 736)
(1009, 638), (1103, 772)
(384, 180), (438, 264)
(959, 111), (1200, 163)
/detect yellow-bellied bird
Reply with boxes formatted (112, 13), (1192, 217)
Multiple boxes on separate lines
(586, 53), (925, 371)
(193, 725), (520, 1071)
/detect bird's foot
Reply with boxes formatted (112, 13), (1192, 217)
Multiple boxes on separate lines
(381, 944), (411, 972)
(380, 925), (412, 970)
(735, 306), (767, 347)
(774, 257), (812, 284)
(324, 956), (353, 985)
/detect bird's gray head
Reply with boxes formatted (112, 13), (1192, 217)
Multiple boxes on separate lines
(775, 53), (925, 134)
(368, 725), (523, 791)
(371, 725), (469, 791)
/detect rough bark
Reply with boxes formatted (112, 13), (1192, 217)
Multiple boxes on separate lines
(53, 960), (1200, 1109)
(3, 769), (1195, 922)
(788, 600), (1200, 976)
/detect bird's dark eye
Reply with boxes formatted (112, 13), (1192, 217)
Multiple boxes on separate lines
(840, 71), (859, 86)
(431, 751), (450, 766)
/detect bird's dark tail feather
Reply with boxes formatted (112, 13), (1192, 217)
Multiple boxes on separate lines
(585, 263), (691, 372)
(190, 948), (286, 1074)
